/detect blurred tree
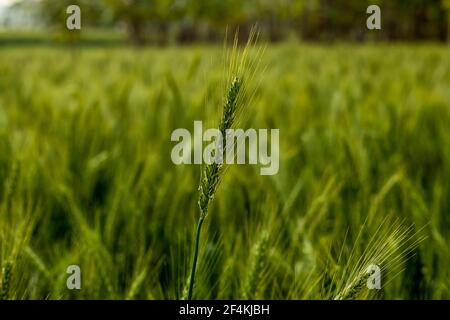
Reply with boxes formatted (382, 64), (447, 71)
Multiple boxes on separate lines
(249, 0), (304, 41)
(38, 0), (103, 44)
(18, 0), (450, 44)
(102, 0), (176, 44)
(443, 0), (450, 42)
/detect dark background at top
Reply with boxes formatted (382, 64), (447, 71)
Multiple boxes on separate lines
(5, 0), (450, 45)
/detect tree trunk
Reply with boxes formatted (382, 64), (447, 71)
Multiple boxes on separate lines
(448, 13), (450, 43)
(126, 20), (145, 45)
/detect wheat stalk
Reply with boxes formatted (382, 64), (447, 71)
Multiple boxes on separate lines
(187, 76), (242, 300)
(186, 28), (262, 300)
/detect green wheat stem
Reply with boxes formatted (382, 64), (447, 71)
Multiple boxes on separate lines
(187, 216), (204, 300)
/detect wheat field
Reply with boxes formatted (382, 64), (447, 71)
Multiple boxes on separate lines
(0, 43), (449, 299)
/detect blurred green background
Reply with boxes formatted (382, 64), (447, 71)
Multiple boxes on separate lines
(0, 1), (449, 300)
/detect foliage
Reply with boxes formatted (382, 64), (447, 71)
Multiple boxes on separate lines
(0, 42), (449, 299)
(15, 0), (450, 43)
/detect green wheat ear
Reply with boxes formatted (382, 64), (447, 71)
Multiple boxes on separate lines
(333, 269), (371, 300)
(0, 261), (13, 300)
(332, 219), (425, 300)
(198, 76), (241, 219)
(242, 231), (269, 299)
